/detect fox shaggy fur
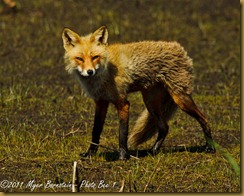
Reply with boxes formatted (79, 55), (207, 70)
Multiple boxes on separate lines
(62, 26), (215, 160)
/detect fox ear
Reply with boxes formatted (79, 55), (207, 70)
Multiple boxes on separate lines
(62, 28), (80, 51)
(91, 26), (108, 45)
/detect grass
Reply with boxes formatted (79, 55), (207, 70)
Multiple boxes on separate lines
(0, 0), (240, 193)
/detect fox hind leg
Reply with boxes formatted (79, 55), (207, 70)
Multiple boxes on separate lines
(171, 92), (215, 153)
(142, 87), (177, 155)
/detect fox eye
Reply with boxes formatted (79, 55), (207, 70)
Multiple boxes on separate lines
(92, 55), (99, 60)
(76, 57), (84, 62)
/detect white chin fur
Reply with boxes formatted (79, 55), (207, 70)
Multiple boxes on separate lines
(81, 72), (90, 77)
(79, 69), (96, 77)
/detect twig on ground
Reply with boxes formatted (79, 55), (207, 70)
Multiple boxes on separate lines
(64, 128), (80, 137)
(72, 161), (79, 192)
(119, 179), (125, 192)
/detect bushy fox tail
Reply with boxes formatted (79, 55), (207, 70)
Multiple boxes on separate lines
(128, 96), (177, 148)
(128, 109), (157, 147)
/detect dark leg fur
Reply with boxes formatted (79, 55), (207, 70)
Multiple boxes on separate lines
(152, 120), (169, 155)
(83, 100), (109, 157)
(142, 87), (176, 154)
(117, 98), (130, 160)
(171, 93), (215, 153)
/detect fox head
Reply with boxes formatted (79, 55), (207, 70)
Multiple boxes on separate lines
(62, 26), (108, 77)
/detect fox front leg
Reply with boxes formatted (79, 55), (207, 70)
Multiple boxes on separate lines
(84, 100), (109, 157)
(116, 98), (130, 160)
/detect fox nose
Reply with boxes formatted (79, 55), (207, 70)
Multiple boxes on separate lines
(87, 69), (94, 76)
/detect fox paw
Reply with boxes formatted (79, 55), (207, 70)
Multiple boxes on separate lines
(81, 147), (98, 158)
(151, 141), (163, 156)
(119, 148), (130, 160)
(204, 144), (216, 153)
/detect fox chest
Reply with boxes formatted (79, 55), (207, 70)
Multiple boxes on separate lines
(74, 71), (120, 103)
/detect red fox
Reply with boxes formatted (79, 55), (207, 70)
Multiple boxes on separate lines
(62, 26), (215, 160)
